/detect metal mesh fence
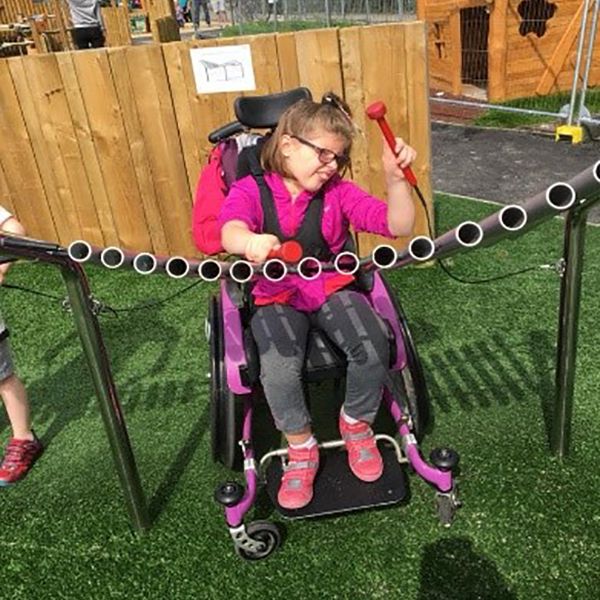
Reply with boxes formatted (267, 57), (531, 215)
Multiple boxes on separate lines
(429, 0), (600, 134)
(227, 0), (417, 29)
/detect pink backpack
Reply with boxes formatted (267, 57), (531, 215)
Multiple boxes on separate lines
(192, 135), (261, 255)
(192, 138), (240, 255)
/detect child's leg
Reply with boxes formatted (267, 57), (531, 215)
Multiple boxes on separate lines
(0, 374), (33, 440)
(0, 338), (33, 440)
(315, 290), (389, 482)
(0, 340), (43, 486)
(315, 290), (390, 422)
(250, 303), (312, 435)
(250, 304), (318, 508)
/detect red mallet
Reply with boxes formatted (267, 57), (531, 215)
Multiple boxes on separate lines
(365, 101), (418, 187)
(268, 240), (303, 263)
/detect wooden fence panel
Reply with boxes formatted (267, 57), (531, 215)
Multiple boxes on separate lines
(341, 23), (424, 256)
(0, 160), (15, 213)
(121, 44), (192, 256)
(13, 54), (104, 245)
(294, 28), (344, 100)
(276, 33), (301, 90)
(71, 50), (151, 252)
(102, 6), (133, 48)
(108, 46), (167, 254)
(403, 21), (434, 244)
(0, 23), (433, 257)
(0, 59), (56, 240)
(56, 52), (110, 247)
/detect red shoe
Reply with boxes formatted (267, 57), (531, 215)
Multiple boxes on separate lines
(0, 433), (44, 487)
(277, 444), (319, 510)
(339, 415), (383, 482)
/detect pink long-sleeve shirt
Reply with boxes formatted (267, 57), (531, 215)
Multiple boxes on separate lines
(219, 172), (394, 311)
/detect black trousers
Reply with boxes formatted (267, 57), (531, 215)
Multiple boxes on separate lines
(71, 26), (105, 50)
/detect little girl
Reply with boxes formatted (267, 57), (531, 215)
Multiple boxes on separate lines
(219, 92), (416, 510)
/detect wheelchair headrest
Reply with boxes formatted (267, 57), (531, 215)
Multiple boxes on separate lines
(234, 87), (312, 129)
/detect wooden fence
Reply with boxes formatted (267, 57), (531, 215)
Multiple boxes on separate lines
(0, 22), (433, 258)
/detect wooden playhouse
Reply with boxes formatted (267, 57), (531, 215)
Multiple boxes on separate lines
(417, 0), (600, 101)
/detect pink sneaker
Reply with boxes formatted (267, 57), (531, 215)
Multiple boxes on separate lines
(277, 444), (319, 510)
(339, 415), (383, 482)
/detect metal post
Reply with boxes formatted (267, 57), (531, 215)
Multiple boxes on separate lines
(566, 0), (592, 126)
(397, 0), (404, 20)
(325, 0), (331, 27)
(577, 0), (600, 125)
(551, 209), (587, 458)
(60, 263), (150, 531)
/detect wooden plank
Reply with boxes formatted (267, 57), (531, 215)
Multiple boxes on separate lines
(339, 26), (368, 193)
(449, 10), (462, 95)
(487, 0), (508, 102)
(360, 23), (411, 201)
(275, 32), (301, 90)
(4, 57), (59, 242)
(56, 52), (111, 246)
(102, 6), (133, 48)
(162, 40), (204, 196)
(294, 28), (343, 100)
(0, 161), (15, 214)
(123, 44), (193, 256)
(71, 49), (151, 252)
(341, 23), (429, 256)
(18, 53), (105, 246)
(108, 46), (168, 254)
(403, 21), (433, 246)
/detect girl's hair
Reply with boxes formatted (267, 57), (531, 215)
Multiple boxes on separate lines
(260, 92), (355, 177)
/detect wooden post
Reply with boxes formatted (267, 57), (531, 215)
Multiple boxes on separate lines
(488, 0), (508, 101)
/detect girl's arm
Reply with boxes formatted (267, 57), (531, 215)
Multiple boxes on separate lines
(383, 138), (417, 237)
(221, 220), (280, 263)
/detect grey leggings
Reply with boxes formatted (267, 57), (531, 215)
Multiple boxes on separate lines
(250, 290), (390, 434)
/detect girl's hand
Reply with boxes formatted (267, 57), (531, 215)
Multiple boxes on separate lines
(382, 137), (417, 183)
(244, 233), (281, 263)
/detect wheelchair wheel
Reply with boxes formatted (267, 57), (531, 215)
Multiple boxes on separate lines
(208, 294), (246, 470)
(235, 521), (281, 561)
(380, 275), (430, 441)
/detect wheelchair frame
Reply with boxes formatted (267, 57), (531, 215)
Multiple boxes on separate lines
(201, 87), (460, 560)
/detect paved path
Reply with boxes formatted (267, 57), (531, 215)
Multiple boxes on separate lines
(431, 122), (600, 223)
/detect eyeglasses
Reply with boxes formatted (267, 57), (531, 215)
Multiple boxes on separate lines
(290, 135), (351, 169)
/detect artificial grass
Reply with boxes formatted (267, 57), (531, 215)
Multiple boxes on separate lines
(1, 194), (599, 599)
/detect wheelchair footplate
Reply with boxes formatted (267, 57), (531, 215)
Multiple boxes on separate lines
(264, 437), (408, 519)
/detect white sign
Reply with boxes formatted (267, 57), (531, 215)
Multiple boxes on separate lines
(190, 44), (256, 94)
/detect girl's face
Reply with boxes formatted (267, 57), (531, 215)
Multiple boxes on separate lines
(280, 130), (350, 194)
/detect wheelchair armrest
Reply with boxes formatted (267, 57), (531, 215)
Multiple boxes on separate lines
(208, 121), (245, 144)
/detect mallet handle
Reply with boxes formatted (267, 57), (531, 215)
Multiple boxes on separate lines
(366, 101), (418, 187)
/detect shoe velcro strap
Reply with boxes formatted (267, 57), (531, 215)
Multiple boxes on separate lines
(343, 430), (373, 442)
(284, 460), (318, 472)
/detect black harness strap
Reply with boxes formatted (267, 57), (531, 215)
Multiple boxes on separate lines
(246, 150), (333, 261)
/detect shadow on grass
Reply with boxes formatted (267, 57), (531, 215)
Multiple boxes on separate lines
(421, 331), (554, 421)
(0, 303), (186, 442)
(149, 402), (210, 524)
(417, 537), (517, 600)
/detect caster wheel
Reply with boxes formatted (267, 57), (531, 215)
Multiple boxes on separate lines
(235, 521), (281, 561)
